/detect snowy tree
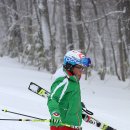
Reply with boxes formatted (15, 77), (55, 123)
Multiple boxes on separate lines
(38, 0), (56, 73)
(0, 0), (130, 80)
(74, 0), (85, 50)
(65, 0), (73, 50)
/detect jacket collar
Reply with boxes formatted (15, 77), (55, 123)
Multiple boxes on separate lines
(63, 68), (79, 82)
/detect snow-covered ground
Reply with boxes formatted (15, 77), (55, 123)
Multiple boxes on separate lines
(0, 56), (130, 130)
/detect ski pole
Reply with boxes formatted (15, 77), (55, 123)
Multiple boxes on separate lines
(0, 118), (82, 129)
(2, 109), (43, 120)
(0, 118), (50, 122)
(2, 109), (82, 129)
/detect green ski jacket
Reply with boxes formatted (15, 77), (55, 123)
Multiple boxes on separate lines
(47, 67), (82, 127)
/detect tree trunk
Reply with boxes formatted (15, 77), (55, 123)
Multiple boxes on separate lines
(122, 1), (130, 52)
(34, 0), (44, 47)
(59, 1), (67, 61)
(91, 0), (106, 80)
(118, 18), (126, 81)
(120, 0), (130, 77)
(9, 0), (23, 56)
(102, 7), (121, 80)
(26, 0), (33, 45)
(117, 0), (130, 81)
(65, 0), (73, 50)
(54, 1), (66, 64)
(39, 0), (56, 73)
(0, 0), (9, 32)
(75, 0), (85, 50)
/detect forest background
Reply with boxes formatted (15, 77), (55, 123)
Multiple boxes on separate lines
(0, 0), (130, 81)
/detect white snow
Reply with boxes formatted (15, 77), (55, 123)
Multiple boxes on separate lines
(0, 56), (130, 130)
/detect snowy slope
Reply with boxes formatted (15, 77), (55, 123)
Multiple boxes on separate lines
(0, 56), (130, 130)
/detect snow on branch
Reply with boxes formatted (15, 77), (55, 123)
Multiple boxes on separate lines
(0, 2), (33, 19)
(86, 9), (126, 23)
(66, 9), (125, 26)
(0, 2), (20, 16)
(97, 33), (103, 49)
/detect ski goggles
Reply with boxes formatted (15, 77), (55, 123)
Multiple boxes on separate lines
(80, 57), (91, 67)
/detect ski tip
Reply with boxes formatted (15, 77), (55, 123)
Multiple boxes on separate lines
(101, 124), (116, 130)
(2, 109), (7, 112)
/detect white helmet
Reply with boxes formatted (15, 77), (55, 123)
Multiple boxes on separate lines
(63, 50), (91, 67)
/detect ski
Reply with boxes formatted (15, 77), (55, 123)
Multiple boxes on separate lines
(28, 82), (50, 98)
(28, 82), (116, 130)
(82, 113), (116, 130)
(28, 82), (93, 115)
